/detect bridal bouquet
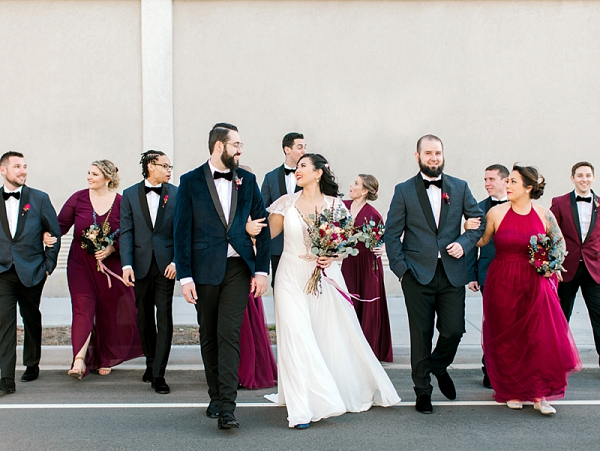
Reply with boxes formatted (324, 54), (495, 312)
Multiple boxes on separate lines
(528, 233), (567, 275)
(357, 218), (385, 270)
(303, 202), (359, 296)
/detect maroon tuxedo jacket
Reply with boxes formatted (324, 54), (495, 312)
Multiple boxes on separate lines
(550, 191), (600, 284)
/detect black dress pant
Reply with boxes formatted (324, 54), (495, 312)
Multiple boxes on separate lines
(0, 267), (45, 382)
(558, 260), (600, 355)
(134, 256), (175, 379)
(270, 254), (280, 289)
(195, 258), (251, 413)
(402, 260), (466, 397)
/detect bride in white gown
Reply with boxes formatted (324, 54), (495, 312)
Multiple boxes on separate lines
(264, 154), (400, 428)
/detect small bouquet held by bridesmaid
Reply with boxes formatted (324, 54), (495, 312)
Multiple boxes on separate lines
(81, 209), (123, 287)
(528, 233), (567, 275)
(303, 202), (359, 296)
(357, 218), (385, 271)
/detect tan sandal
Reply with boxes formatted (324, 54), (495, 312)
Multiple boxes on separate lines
(98, 368), (112, 376)
(68, 357), (86, 380)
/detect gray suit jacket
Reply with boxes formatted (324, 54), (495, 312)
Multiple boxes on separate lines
(386, 173), (485, 287)
(261, 165), (300, 256)
(465, 197), (496, 286)
(120, 181), (178, 279)
(0, 185), (61, 287)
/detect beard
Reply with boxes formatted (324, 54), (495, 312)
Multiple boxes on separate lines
(418, 157), (444, 178)
(220, 150), (239, 172)
(5, 173), (26, 188)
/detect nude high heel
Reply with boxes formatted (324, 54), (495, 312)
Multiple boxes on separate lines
(67, 356), (86, 380)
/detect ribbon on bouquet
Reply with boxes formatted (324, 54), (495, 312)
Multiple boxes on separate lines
(321, 269), (379, 306)
(97, 260), (126, 289)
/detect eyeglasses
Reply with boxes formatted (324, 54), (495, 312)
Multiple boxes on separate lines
(151, 163), (173, 170)
(226, 141), (244, 150)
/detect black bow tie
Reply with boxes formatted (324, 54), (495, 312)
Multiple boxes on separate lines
(576, 196), (592, 203)
(144, 186), (162, 195)
(490, 199), (507, 207)
(3, 191), (20, 201)
(214, 171), (233, 181)
(423, 179), (443, 189)
(284, 167), (296, 176)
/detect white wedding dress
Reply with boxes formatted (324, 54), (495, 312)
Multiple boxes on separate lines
(265, 192), (400, 427)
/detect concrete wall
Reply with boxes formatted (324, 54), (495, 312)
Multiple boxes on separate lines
(2, 0), (600, 297)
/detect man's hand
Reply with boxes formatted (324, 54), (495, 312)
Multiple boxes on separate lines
(251, 274), (268, 298)
(182, 282), (197, 305)
(123, 268), (135, 287)
(164, 263), (176, 280)
(446, 242), (464, 259)
(467, 281), (480, 292)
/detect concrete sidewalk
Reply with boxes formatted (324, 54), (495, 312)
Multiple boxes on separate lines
(18, 294), (599, 369)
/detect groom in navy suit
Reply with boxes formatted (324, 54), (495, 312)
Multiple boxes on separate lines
(174, 123), (270, 429)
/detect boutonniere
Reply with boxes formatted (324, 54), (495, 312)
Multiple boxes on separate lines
(162, 195), (168, 208)
(22, 204), (31, 216)
(234, 176), (243, 191)
(442, 193), (450, 204)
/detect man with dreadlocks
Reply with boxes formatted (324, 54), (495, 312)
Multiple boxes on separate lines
(120, 150), (177, 394)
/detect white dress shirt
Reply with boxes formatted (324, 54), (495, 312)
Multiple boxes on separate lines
(145, 180), (162, 227)
(284, 164), (297, 195)
(3, 185), (23, 238)
(422, 173), (442, 227)
(576, 193), (593, 242)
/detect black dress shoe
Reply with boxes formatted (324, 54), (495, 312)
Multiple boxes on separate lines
(206, 403), (220, 419)
(483, 374), (492, 389)
(415, 394), (433, 414)
(142, 367), (153, 383)
(435, 372), (456, 400)
(218, 411), (239, 429)
(151, 377), (170, 394)
(0, 378), (16, 395)
(21, 366), (39, 382)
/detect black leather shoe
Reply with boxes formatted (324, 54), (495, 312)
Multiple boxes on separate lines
(142, 367), (153, 383)
(435, 372), (456, 400)
(21, 366), (39, 382)
(218, 411), (239, 429)
(151, 377), (170, 394)
(206, 403), (220, 419)
(0, 378), (16, 395)
(415, 394), (432, 414)
(483, 374), (492, 389)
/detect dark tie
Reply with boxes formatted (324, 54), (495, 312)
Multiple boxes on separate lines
(423, 179), (443, 189)
(490, 199), (507, 207)
(214, 171), (233, 181)
(144, 186), (162, 195)
(576, 196), (592, 203)
(3, 191), (20, 201)
(284, 167), (296, 176)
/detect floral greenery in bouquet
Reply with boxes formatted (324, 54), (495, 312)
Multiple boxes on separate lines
(528, 233), (567, 275)
(357, 217), (385, 270)
(304, 201), (359, 296)
(81, 209), (120, 270)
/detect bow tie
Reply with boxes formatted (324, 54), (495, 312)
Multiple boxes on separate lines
(576, 195), (592, 203)
(144, 186), (162, 195)
(214, 171), (233, 181)
(284, 167), (296, 176)
(423, 179), (443, 189)
(490, 199), (507, 207)
(3, 191), (20, 201)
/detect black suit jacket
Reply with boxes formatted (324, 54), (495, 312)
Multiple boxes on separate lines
(466, 197), (497, 286)
(0, 185), (61, 286)
(120, 181), (178, 279)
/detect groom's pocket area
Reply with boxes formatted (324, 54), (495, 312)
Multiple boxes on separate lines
(193, 241), (209, 250)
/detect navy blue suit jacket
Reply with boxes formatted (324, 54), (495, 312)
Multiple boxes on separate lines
(174, 163), (270, 285)
(465, 197), (496, 287)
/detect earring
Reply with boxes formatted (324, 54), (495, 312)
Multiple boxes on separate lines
(316, 178), (320, 182)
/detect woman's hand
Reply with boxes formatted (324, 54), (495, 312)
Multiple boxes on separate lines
(372, 243), (386, 257)
(316, 255), (338, 269)
(464, 217), (481, 231)
(546, 270), (564, 282)
(246, 217), (267, 237)
(43, 231), (58, 247)
(95, 245), (115, 261)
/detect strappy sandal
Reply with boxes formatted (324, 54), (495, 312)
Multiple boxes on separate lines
(68, 356), (86, 380)
(98, 368), (112, 376)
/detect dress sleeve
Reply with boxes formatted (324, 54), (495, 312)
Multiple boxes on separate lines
(57, 192), (79, 237)
(267, 193), (294, 216)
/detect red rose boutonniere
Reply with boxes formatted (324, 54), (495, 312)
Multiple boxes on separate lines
(442, 193), (450, 204)
(22, 204), (31, 216)
(235, 176), (243, 191)
(162, 195), (168, 208)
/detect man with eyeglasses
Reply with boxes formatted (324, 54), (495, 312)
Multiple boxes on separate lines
(261, 132), (306, 286)
(120, 150), (177, 394)
(174, 123), (270, 429)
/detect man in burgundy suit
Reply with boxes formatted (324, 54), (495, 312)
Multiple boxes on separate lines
(550, 161), (600, 366)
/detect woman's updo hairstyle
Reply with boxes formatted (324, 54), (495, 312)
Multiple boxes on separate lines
(513, 164), (545, 200)
(358, 174), (379, 201)
(297, 153), (340, 197)
(92, 159), (120, 190)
